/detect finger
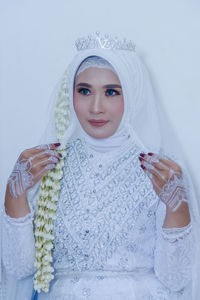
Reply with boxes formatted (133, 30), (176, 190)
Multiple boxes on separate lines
(145, 169), (161, 191)
(35, 143), (60, 150)
(139, 157), (159, 176)
(145, 169), (164, 195)
(147, 153), (171, 171)
(151, 172), (163, 191)
(145, 155), (181, 180)
(28, 150), (62, 165)
(140, 153), (164, 169)
(141, 160), (167, 185)
(43, 149), (62, 159)
(33, 157), (59, 177)
(143, 165), (160, 178)
(142, 158), (180, 184)
(150, 167), (168, 183)
(149, 153), (180, 171)
(160, 158), (182, 174)
(140, 156), (164, 171)
(33, 163), (56, 181)
(33, 156), (60, 170)
(30, 143), (61, 153)
(29, 151), (48, 162)
(158, 157), (177, 169)
(19, 151), (61, 177)
(30, 156), (60, 179)
(21, 143), (61, 158)
(146, 153), (182, 174)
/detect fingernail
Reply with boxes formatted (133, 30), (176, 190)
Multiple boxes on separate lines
(148, 152), (153, 156)
(141, 165), (146, 170)
(54, 143), (61, 147)
(140, 153), (145, 157)
(139, 157), (143, 162)
(59, 153), (62, 157)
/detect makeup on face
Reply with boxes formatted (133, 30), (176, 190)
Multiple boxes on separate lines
(73, 67), (124, 139)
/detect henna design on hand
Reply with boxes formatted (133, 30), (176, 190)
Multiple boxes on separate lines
(7, 144), (60, 198)
(139, 153), (188, 211)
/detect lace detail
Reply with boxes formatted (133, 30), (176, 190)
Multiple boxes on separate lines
(3, 208), (34, 224)
(155, 204), (193, 292)
(1, 183), (39, 280)
(162, 223), (192, 243)
(2, 210), (36, 280)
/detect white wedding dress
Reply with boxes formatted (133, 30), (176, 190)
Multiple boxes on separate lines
(2, 136), (193, 300)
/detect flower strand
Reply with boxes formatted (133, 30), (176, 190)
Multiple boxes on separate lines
(34, 68), (70, 293)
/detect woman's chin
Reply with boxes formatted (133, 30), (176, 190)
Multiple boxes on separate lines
(83, 125), (115, 139)
(87, 132), (112, 139)
(85, 129), (114, 139)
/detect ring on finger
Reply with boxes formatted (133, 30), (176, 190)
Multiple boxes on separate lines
(45, 163), (56, 170)
(48, 156), (59, 163)
(36, 144), (51, 150)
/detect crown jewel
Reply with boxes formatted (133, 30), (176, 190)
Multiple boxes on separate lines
(75, 32), (136, 52)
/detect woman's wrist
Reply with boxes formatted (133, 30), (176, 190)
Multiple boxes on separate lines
(163, 201), (191, 228)
(5, 184), (30, 218)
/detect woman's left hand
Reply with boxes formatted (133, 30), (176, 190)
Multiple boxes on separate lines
(139, 152), (188, 212)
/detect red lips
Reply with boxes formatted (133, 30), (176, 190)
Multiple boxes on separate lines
(88, 119), (109, 127)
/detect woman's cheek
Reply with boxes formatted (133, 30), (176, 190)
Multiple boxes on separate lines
(73, 96), (82, 114)
(113, 99), (124, 118)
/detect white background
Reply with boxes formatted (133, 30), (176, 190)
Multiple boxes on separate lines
(0, 0), (200, 198)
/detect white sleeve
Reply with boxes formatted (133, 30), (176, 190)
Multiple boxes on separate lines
(154, 201), (193, 292)
(2, 181), (40, 280)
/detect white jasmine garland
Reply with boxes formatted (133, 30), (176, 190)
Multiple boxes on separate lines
(33, 69), (70, 293)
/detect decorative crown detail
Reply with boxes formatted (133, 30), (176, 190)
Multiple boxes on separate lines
(75, 32), (136, 52)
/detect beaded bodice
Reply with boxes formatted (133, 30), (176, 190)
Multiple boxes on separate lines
(2, 137), (193, 299)
(52, 137), (159, 272)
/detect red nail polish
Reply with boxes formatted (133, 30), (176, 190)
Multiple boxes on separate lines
(139, 157), (143, 162)
(148, 152), (153, 156)
(140, 153), (145, 158)
(54, 143), (61, 147)
(141, 165), (146, 170)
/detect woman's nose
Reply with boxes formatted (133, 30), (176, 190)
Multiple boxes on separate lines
(90, 94), (104, 114)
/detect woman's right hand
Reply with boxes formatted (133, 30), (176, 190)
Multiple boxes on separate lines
(7, 142), (62, 199)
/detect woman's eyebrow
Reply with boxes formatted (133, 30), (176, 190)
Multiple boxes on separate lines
(103, 84), (122, 89)
(75, 83), (122, 89)
(75, 83), (91, 88)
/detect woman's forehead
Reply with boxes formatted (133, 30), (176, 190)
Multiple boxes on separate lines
(74, 67), (121, 85)
(75, 55), (117, 79)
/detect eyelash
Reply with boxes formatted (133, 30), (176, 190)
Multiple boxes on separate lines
(77, 88), (120, 96)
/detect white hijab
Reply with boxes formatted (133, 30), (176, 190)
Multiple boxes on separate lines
(70, 55), (132, 154)
(62, 48), (159, 154)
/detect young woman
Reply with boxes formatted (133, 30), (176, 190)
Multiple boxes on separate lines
(2, 32), (199, 300)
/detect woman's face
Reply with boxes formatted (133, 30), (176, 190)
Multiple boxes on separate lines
(73, 67), (124, 139)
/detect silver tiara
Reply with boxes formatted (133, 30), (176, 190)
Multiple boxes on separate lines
(75, 32), (136, 52)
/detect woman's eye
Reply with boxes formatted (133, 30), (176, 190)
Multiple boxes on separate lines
(106, 89), (120, 96)
(78, 88), (90, 95)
